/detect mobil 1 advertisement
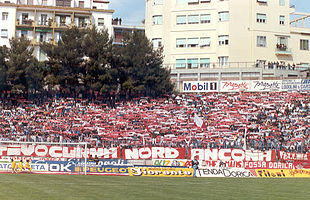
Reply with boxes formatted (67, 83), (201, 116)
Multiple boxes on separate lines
(182, 81), (218, 93)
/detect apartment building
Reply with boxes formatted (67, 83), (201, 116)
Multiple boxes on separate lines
(145, 0), (310, 90)
(112, 18), (145, 46)
(0, 0), (113, 60)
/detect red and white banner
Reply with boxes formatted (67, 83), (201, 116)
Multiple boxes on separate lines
(0, 145), (120, 159)
(191, 149), (273, 162)
(293, 161), (310, 169)
(244, 161), (294, 169)
(279, 151), (310, 161)
(123, 147), (187, 160)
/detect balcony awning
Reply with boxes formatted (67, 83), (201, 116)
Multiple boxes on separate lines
(16, 27), (33, 31)
(36, 28), (52, 33)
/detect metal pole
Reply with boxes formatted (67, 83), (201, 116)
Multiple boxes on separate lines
(84, 143), (87, 176)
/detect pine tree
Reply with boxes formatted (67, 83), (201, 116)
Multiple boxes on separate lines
(6, 37), (34, 93)
(82, 27), (117, 96)
(120, 30), (173, 98)
(0, 45), (8, 92)
(41, 27), (85, 96)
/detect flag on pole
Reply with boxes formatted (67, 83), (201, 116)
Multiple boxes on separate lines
(194, 114), (205, 128)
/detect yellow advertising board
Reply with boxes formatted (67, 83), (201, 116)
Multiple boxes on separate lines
(256, 169), (310, 178)
(129, 167), (193, 177)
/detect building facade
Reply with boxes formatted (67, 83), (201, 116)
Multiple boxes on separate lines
(0, 0), (113, 60)
(145, 0), (310, 90)
(112, 18), (145, 46)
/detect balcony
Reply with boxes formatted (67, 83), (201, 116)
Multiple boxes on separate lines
(16, 19), (35, 26)
(275, 44), (292, 55)
(165, 62), (257, 70)
(37, 20), (53, 27)
(77, 22), (91, 28)
(56, 21), (72, 28)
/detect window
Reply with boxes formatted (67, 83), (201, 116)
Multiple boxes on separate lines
(257, 13), (266, 23)
(278, 37), (287, 45)
(218, 35), (229, 45)
(277, 37), (288, 51)
(1, 29), (8, 38)
(42, 0), (48, 6)
(188, 58), (199, 69)
(98, 18), (104, 26)
(153, 15), (162, 25)
(218, 11), (229, 21)
(300, 39), (309, 50)
(152, 38), (162, 48)
(279, 15), (285, 25)
(218, 56), (229, 67)
(176, 38), (186, 48)
(257, 36), (266, 47)
(257, 0), (267, 3)
(21, 30), (27, 37)
(187, 38), (199, 47)
(154, 0), (163, 5)
(176, 15), (186, 25)
(200, 58), (210, 68)
(176, 59), (186, 68)
(79, 1), (84, 8)
(40, 14), (47, 25)
(200, 14), (211, 23)
(56, 0), (71, 7)
(200, 37), (211, 47)
(39, 33), (46, 42)
(279, 0), (285, 6)
(188, 15), (199, 24)
(2, 12), (8, 21)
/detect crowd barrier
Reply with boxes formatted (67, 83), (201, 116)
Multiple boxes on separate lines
(1, 144), (310, 177)
(182, 79), (310, 92)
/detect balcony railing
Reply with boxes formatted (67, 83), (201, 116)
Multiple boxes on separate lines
(165, 62), (257, 70)
(165, 62), (298, 71)
(56, 21), (71, 27)
(37, 20), (53, 27)
(275, 44), (292, 55)
(17, 19), (34, 26)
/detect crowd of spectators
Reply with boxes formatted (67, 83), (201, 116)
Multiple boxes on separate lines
(0, 92), (309, 153)
(256, 61), (296, 70)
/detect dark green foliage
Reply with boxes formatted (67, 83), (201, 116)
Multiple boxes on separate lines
(1, 27), (173, 100)
(6, 37), (43, 93)
(0, 45), (8, 91)
(120, 31), (173, 98)
(41, 27), (85, 95)
(82, 27), (117, 94)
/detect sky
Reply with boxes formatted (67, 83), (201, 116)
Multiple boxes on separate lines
(109, 0), (145, 26)
(109, 0), (310, 26)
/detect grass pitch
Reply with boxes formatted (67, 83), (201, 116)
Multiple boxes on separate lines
(0, 174), (309, 200)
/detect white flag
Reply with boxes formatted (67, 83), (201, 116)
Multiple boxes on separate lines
(194, 114), (204, 128)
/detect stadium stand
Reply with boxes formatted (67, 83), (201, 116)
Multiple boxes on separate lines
(0, 92), (309, 153)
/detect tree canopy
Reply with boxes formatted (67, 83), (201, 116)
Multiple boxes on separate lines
(0, 27), (173, 100)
